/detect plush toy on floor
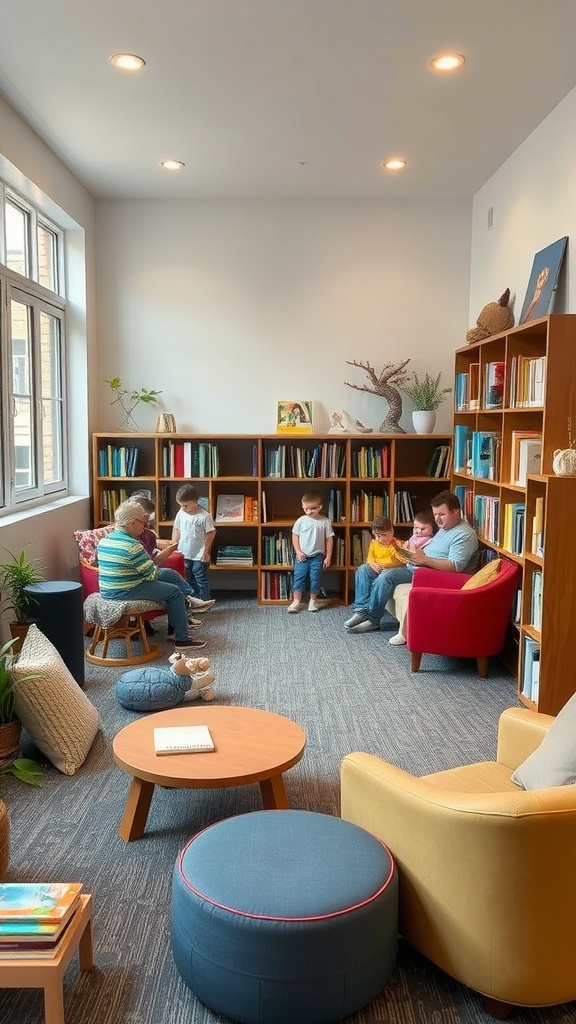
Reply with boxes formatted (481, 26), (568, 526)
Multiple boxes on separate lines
(466, 288), (514, 344)
(116, 654), (216, 712)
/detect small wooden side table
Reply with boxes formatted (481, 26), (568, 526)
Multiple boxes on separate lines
(0, 893), (94, 1024)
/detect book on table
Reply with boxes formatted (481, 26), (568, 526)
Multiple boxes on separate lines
(0, 882), (83, 924)
(153, 724), (215, 755)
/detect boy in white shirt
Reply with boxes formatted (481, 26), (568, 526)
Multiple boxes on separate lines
(172, 484), (217, 602)
(289, 491), (334, 613)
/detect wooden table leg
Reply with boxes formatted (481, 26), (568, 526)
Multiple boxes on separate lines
(78, 909), (94, 970)
(43, 975), (65, 1024)
(119, 776), (155, 841)
(260, 773), (289, 809)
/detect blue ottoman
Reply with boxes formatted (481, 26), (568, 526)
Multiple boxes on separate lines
(171, 810), (397, 1024)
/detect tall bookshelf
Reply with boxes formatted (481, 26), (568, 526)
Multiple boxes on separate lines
(92, 432), (451, 607)
(453, 313), (576, 715)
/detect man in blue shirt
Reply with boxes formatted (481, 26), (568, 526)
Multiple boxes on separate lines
(345, 490), (479, 633)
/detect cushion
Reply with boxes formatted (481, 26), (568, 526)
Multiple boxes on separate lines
(116, 667), (188, 712)
(73, 526), (113, 566)
(461, 558), (502, 590)
(11, 625), (100, 775)
(511, 692), (576, 790)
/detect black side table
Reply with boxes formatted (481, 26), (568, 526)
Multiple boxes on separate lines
(24, 581), (85, 687)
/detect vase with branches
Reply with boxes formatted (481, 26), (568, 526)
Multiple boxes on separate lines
(344, 359), (411, 433)
(105, 378), (163, 431)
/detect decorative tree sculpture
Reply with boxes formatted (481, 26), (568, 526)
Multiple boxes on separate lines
(344, 358), (411, 433)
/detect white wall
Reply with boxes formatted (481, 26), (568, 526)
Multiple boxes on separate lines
(469, 85), (576, 323)
(95, 198), (471, 436)
(0, 94), (97, 610)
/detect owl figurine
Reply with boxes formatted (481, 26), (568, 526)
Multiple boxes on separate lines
(466, 288), (514, 344)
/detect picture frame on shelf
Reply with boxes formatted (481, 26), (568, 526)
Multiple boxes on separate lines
(519, 236), (568, 324)
(276, 400), (313, 434)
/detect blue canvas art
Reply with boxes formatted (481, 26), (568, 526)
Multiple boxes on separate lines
(519, 236), (568, 324)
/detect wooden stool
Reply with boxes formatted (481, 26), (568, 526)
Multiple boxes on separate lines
(84, 594), (164, 667)
(0, 893), (94, 1024)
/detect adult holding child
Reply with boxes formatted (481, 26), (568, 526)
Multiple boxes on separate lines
(97, 499), (207, 651)
(345, 490), (478, 635)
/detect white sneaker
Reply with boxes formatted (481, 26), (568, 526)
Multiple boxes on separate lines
(308, 599), (320, 612)
(388, 633), (406, 646)
(288, 601), (301, 613)
(186, 597), (216, 612)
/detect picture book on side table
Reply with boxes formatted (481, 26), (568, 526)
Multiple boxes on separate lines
(0, 883), (83, 923)
(153, 725), (215, 755)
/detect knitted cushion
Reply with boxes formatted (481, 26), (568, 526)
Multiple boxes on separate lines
(11, 625), (100, 775)
(116, 667), (189, 711)
(461, 558), (502, 590)
(73, 526), (113, 566)
(83, 593), (165, 627)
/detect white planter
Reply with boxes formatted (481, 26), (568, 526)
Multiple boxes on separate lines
(412, 410), (436, 434)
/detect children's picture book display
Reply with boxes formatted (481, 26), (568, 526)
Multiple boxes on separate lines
(276, 401), (313, 434)
(153, 725), (215, 754)
(0, 882), (83, 956)
(215, 494), (245, 522)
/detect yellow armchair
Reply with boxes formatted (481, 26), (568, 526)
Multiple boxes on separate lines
(341, 708), (576, 1015)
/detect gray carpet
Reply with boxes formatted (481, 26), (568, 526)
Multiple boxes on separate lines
(1, 596), (575, 1024)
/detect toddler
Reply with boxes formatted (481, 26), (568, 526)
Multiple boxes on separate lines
(289, 491), (334, 613)
(388, 509), (436, 646)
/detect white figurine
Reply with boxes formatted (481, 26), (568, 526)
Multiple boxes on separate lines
(328, 410), (349, 433)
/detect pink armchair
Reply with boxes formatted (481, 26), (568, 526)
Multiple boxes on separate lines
(406, 559), (520, 678)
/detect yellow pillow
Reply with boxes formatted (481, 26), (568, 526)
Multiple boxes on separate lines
(461, 558), (502, 590)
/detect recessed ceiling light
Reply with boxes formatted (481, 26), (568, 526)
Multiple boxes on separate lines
(429, 53), (465, 72)
(160, 159), (185, 171)
(382, 158), (407, 172)
(109, 53), (146, 71)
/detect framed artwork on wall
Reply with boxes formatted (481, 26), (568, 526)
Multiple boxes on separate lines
(519, 236), (568, 324)
(276, 401), (313, 434)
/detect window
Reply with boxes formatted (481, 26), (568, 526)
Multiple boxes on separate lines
(0, 183), (67, 512)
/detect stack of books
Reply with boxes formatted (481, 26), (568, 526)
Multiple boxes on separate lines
(0, 882), (83, 958)
(216, 545), (254, 566)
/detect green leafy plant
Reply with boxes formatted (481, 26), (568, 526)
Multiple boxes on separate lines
(0, 547), (46, 625)
(105, 377), (163, 431)
(0, 638), (44, 787)
(401, 371), (452, 411)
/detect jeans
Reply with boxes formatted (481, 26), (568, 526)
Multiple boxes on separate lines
(108, 580), (189, 641)
(185, 559), (211, 601)
(293, 553), (324, 596)
(354, 564), (414, 626)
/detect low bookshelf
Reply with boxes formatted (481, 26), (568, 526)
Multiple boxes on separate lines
(92, 432), (452, 607)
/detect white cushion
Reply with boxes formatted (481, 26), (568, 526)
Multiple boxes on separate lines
(511, 691), (576, 790)
(11, 625), (100, 776)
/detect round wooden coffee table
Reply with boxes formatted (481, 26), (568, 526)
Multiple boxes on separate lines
(112, 706), (307, 841)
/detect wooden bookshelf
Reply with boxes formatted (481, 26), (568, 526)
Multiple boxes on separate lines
(92, 432), (451, 607)
(452, 313), (576, 714)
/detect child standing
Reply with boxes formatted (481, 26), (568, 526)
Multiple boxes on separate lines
(289, 491), (334, 613)
(388, 509), (436, 646)
(172, 484), (216, 602)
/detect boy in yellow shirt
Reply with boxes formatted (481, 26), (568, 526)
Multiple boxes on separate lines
(345, 515), (406, 629)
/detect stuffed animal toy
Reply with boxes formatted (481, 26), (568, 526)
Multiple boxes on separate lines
(116, 654), (216, 712)
(466, 288), (514, 344)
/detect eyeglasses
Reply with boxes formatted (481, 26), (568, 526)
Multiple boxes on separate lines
(132, 518), (148, 526)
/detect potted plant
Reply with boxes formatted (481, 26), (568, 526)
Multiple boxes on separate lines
(0, 547), (46, 652)
(105, 377), (163, 431)
(401, 371), (452, 434)
(0, 638), (44, 784)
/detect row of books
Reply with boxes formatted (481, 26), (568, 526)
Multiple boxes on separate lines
(510, 431), (542, 486)
(502, 502), (525, 555)
(471, 494), (500, 544)
(454, 361), (504, 411)
(530, 496), (544, 556)
(454, 484), (474, 523)
(454, 426), (501, 479)
(427, 444), (452, 477)
(349, 490), (389, 524)
(160, 486), (208, 521)
(509, 354), (546, 408)
(522, 636), (540, 703)
(262, 532), (293, 566)
(531, 570), (543, 630)
(161, 441), (220, 477)
(215, 545), (254, 566)
(260, 571), (293, 601)
(98, 445), (139, 477)
(100, 487), (128, 520)
(394, 490), (416, 523)
(454, 365), (480, 412)
(263, 442), (346, 479)
(0, 882), (83, 958)
(351, 529), (372, 566)
(350, 445), (389, 478)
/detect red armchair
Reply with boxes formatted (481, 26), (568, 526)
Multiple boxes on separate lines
(405, 559), (520, 678)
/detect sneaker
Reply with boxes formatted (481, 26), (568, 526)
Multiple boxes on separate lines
(308, 599), (320, 612)
(389, 633), (406, 646)
(174, 637), (207, 650)
(186, 596), (216, 612)
(167, 617), (202, 638)
(347, 619), (380, 633)
(344, 611), (369, 629)
(287, 601), (301, 613)
(188, 617), (202, 628)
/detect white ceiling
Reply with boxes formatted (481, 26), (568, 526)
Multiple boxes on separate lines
(1, 0), (576, 201)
